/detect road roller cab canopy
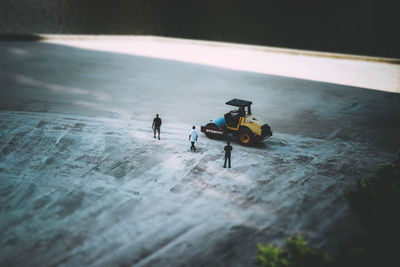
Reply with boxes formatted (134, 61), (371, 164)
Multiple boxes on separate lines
(225, 99), (252, 115)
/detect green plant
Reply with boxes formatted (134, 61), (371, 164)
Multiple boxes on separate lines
(257, 233), (330, 267)
(257, 243), (288, 267)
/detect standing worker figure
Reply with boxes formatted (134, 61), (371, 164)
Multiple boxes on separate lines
(189, 126), (198, 152)
(223, 141), (233, 168)
(152, 114), (162, 140)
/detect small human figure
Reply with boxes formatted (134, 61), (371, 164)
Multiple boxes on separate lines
(152, 114), (162, 140)
(223, 141), (233, 168)
(238, 107), (245, 117)
(189, 126), (198, 152)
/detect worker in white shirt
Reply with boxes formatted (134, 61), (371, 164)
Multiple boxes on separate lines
(189, 126), (198, 152)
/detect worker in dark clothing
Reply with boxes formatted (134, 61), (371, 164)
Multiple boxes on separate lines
(223, 141), (233, 168)
(152, 114), (162, 140)
(238, 107), (245, 117)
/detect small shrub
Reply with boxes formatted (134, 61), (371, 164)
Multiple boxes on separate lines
(257, 233), (330, 267)
(257, 243), (288, 267)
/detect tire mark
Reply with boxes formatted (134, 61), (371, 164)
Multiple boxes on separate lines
(80, 153), (112, 178)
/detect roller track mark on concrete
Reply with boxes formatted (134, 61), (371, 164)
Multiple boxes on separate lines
(54, 128), (70, 146)
(105, 160), (129, 173)
(80, 153), (112, 178)
(133, 226), (196, 267)
(170, 153), (208, 192)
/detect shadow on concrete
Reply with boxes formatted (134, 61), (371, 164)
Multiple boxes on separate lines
(0, 33), (43, 41)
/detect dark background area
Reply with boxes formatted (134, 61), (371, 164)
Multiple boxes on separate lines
(0, 0), (398, 58)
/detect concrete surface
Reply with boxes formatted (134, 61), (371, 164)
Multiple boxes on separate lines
(0, 37), (399, 266)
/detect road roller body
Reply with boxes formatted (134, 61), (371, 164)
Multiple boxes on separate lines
(200, 99), (272, 146)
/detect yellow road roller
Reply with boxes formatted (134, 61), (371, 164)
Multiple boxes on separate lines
(201, 99), (272, 146)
